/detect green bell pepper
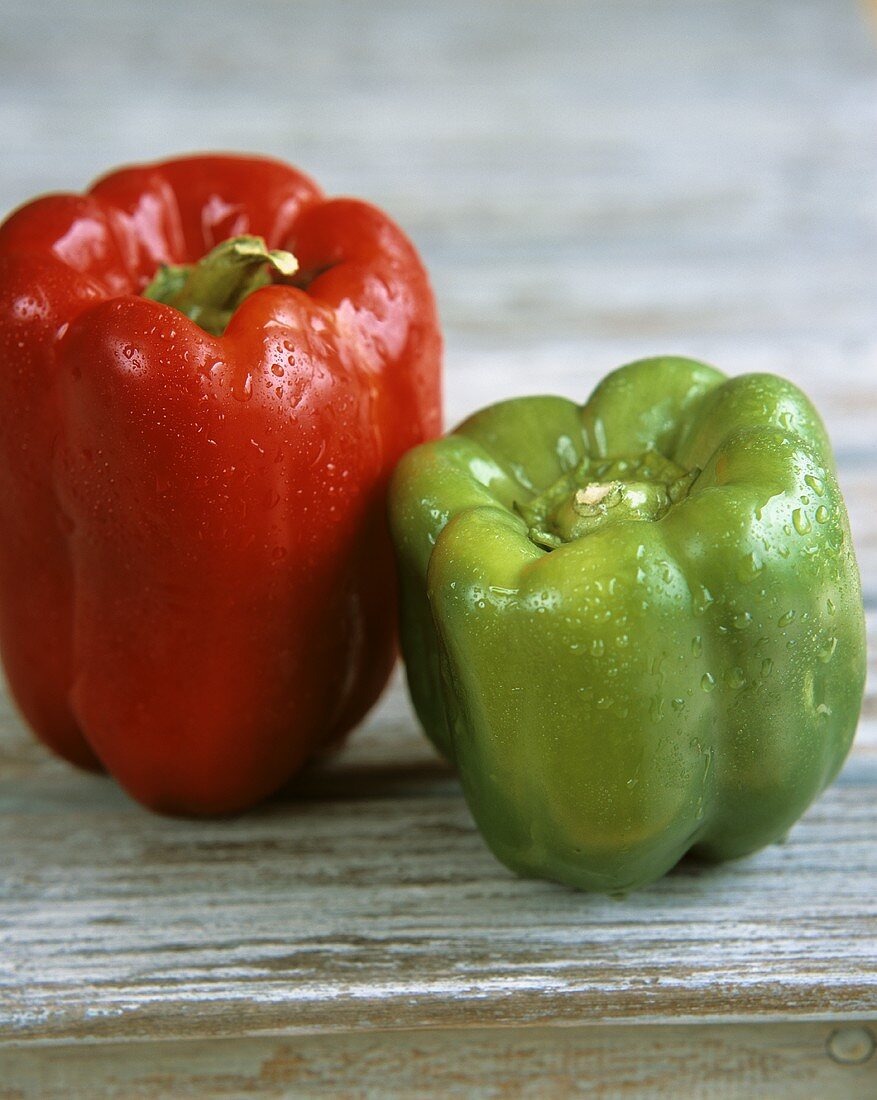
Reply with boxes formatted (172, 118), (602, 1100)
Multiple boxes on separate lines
(390, 357), (865, 893)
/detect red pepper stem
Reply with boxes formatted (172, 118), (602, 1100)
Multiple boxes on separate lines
(142, 235), (299, 337)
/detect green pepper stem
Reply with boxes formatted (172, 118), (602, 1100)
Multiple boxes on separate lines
(142, 235), (299, 337)
(516, 450), (701, 549)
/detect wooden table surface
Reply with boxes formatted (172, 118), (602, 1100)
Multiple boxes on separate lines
(1, 0), (876, 1095)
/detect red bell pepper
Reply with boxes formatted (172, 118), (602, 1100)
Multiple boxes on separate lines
(0, 154), (442, 814)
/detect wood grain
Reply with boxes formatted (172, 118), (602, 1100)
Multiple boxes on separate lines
(1, 0), (876, 1094)
(1, 616), (876, 1050)
(2, 1022), (876, 1099)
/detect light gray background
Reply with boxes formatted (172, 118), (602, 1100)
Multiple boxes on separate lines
(3, 0), (876, 431)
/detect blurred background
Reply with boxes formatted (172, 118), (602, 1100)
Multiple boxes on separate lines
(2, 0), (876, 434)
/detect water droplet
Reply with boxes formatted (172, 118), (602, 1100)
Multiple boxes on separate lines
(733, 611), (752, 630)
(234, 373), (253, 402)
(590, 638), (604, 657)
(649, 696), (665, 722)
(122, 344), (135, 360)
(701, 672), (716, 693)
(595, 696), (613, 711)
(815, 505), (829, 524)
(819, 637), (837, 663)
(815, 702), (831, 718)
(691, 635), (703, 657)
(271, 363), (285, 378)
(737, 552), (763, 582)
(724, 666), (746, 689)
(826, 598), (836, 616)
(778, 610), (796, 627)
(792, 508), (811, 535)
(671, 697), (685, 713)
(702, 748), (713, 786)
(804, 474), (825, 497)
(761, 658), (773, 678)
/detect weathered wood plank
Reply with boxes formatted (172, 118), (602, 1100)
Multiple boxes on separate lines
(1, 610), (875, 1044)
(1, 1021), (875, 1099)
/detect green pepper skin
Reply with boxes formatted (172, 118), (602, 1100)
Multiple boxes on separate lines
(390, 358), (865, 893)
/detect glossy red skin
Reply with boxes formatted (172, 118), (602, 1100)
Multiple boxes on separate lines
(0, 154), (442, 814)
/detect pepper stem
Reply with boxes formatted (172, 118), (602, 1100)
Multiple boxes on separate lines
(515, 450), (701, 550)
(142, 235), (299, 337)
